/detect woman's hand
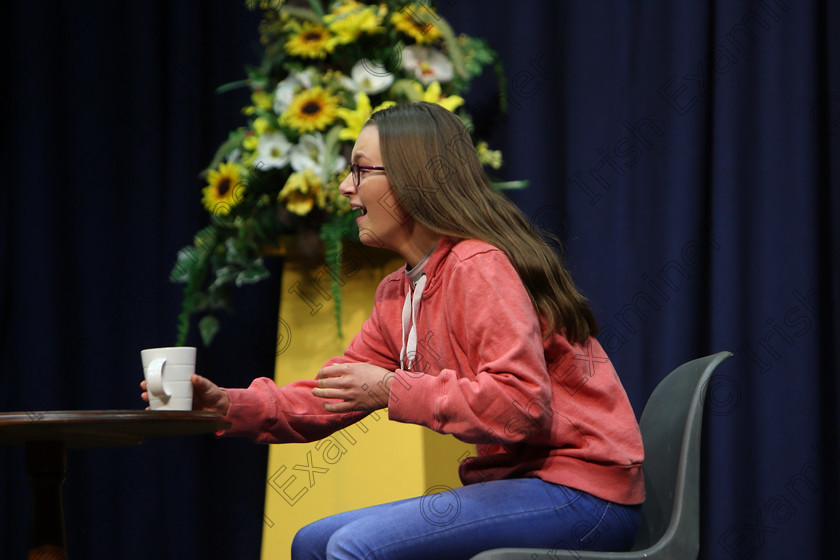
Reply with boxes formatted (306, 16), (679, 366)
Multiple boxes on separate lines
(313, 363), (393, 413)
(190, 374), (231, 415)
(139, 374), (230, 416)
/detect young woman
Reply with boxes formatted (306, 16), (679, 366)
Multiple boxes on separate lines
(143, 102), (644, 559)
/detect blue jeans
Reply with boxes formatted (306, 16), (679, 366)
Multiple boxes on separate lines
(291, 478), (641, 560)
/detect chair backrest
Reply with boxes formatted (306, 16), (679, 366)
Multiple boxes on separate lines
(630, 351), (733, 557)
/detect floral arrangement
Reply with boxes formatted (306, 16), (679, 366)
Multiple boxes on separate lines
(172, 0), (512, 346)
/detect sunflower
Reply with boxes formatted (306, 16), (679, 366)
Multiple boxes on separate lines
(390, 8), (443, 44)
(284, 21), (337, 59)
(202, 161), (245, 216)
(281, 87), (340, 133)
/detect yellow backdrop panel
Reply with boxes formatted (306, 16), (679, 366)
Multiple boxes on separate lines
(262, 251), (475, 560)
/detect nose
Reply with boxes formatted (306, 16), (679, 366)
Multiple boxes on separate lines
(338, 171), (356, 197)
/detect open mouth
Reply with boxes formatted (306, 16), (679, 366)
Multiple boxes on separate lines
(352, 204), (367, 217)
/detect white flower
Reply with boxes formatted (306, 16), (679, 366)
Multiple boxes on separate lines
(402, 45), (454, 85)
(290, 133), (347, 180)
(256, 132), (292, 170)
(347, 59), (395, 94)
(273, 69), (316, 113)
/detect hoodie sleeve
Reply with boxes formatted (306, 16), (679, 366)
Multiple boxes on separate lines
(219, 274), (403, 443)
(220, 377), (370, 443)
(387, 248), (554, 445)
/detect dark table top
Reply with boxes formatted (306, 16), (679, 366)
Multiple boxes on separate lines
(0, 410), (231, 448)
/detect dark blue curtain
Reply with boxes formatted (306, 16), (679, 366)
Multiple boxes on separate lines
(443, 1), (839, 559)
(1, 1), (275, 559)
(2, 1), (837, 559)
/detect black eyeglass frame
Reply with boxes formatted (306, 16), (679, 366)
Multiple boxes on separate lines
(350, 164), (386, 187)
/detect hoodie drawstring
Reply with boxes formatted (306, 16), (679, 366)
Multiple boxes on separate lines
(400, 274), (427, 371)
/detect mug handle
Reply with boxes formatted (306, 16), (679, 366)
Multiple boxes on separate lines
(147, 358), (171, 398)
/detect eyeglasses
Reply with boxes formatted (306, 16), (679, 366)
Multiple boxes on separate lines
(350, 164), (386, 187)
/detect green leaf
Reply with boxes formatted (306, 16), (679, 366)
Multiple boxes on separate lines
(210, 265), (240, 290)
(199, 315), (221, 346)
(492, 180), (530, 190)
(305, 0), (325, 19)
(216, 79), (251, 94)
(284, 5), (323, 23)
(205, 129), (248, 174)
(171, 247), (200, 283)
(319, 215), (349, 340)
(236, 258), (271, 286)
(225, 236), (247, 265)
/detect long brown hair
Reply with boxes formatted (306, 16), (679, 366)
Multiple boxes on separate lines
(367, 102), (598, 344)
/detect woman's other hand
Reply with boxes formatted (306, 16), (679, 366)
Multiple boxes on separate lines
(313, 363), (393, 413)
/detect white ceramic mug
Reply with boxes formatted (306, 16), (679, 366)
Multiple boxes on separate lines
(141, 347), (196, 411)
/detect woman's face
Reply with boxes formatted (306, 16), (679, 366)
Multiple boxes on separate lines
(340, 125), (410, 250)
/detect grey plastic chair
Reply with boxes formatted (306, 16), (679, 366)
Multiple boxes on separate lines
(470, 350), (733, 560)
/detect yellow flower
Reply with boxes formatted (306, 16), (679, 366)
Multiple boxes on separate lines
(476, 141), (503, 169)
(251, 90), (273, 111)
(202, 162), (245, 216)
(279, 168), (325, 216)
(253, 116), (271, 136)
(390, 8), (442, 44)
(324, 0), (386, 45)
(281, 87), (340, 133)
(243, 134), (259, 151)
(284, 21), (337, 59)
(410, 81), (464, 112)
(336, 91), (395, 141)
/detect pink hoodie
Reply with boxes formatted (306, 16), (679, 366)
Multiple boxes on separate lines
(221, 237), (645, 505)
